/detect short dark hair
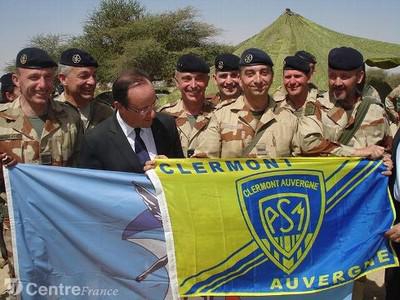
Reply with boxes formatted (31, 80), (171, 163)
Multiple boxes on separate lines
(112, 69), (150, 107)
(1, 73), (16, 103)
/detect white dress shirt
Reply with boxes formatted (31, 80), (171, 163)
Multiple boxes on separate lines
(394, 144), (400, 202)
(116, 111), (157, 159)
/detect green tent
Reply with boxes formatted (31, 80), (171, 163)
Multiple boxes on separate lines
(365, 57), (400, 69)
(231, 9), (400, 91)
(161, 9), (400, 103)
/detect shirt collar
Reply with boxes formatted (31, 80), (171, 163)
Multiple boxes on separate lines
(116, 110), (152, 137)
(116, 110), (134, 137)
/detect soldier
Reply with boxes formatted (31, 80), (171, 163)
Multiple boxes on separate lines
(298, 47), (392, 158)
(295, 50), (318, 90)
(384, 83), (400, 135)
(0, 48), (82, 281)
(275, 55), (319, 118)
(211, 53), (241, 106)
(273, 50), (320, 103)
(158, 54), (214, 157)
(57, 48), (113, 131)
(194, 48), (299, 158)
(0, 73), (20, 103)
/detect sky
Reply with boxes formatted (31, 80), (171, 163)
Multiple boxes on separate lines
(1, 0), (400, 72)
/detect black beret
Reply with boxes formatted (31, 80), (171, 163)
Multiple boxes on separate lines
(239, 48), (273, 67)
(0, 73), (14, 89)
(295, 50), (317, 64)
(176, 54), (210, 73)
(328, 47), (364, 70)
(283, 56), (310, 74)
(16, 47), (57, 69)
(60, 48), (98, 67)
(214, 53), (240, 72)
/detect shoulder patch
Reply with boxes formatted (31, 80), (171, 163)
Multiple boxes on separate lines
(215, 98), (236, 110)
(158, 100), (179, 112)
(304, 102), (316, 116)
(0, 134), (22, 141)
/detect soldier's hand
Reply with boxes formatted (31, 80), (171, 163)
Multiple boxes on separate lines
(353, 145), (385, 160)
(0, 152), (17, 168)
(381, 153), (393, 176)
(385, 223), (400, 243)
(143, 155), (168, 172)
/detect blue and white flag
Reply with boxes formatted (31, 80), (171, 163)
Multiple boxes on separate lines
(5, 164), (170, 299)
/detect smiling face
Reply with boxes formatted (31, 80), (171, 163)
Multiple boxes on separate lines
(283, 69), (310, 98)
(13, 67), (55, 106)
(213, 70), (241, 99)
(59, 66), (97, 106)
(239, 65), (273, 99)
(328, 68), (364, 104)
(174, 71), (209, 104)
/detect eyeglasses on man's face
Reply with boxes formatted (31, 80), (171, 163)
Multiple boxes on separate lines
(125, 99), (156, 115)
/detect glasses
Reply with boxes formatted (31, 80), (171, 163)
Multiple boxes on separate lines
(125, 99), (156, 115)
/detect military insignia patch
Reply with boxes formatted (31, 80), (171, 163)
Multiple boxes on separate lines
(20, 54), (28, 65)
(72, 54), (82, 64)
(244, 54), (253, 64)
(304, 102), (316, 116)
(236, 170), (326, 274)
(217, 61), (224, 70)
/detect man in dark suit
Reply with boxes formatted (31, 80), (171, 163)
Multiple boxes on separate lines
(385, 128), (400, 300)
(79, 69), (184, 173)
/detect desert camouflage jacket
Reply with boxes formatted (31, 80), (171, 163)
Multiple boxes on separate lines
(298, 92), (392, 156)
(56, 92), (113, 131)
(158, 99), (215, 157)
(274, 87), (319, 118)
(0, 97), (82, 193)
(194, 95), (300, 158)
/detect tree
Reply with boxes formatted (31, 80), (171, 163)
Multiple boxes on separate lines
(29, 34), (73, 63)
(79, 1), (230, 82)
(3, 33), (76, 72)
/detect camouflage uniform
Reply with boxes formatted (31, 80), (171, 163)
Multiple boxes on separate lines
(298, 92), (392, 156)
(158, 99), (215, 157)
(385, 84), (400, 135)
(209, 92), (238, 108)
(56, 92), (113, 131)
(274, 87), (319, 118)
(0, 96), (82, 278)
(194, 95), (300, 158)
(363, 84), (381, 100)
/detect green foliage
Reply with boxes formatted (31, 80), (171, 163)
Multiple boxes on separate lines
(78, 1), (229, 83)
(3, 34), (75, 71)
(20, 0), (230, 84)
(29, 34), (72, 61)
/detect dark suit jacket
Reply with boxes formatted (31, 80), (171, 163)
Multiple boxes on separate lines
(79, 112), (184, 173)
(390, 129), (400, 198)
(389, 128), (400, 257)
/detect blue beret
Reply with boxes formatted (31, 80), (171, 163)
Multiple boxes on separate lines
(214, 53), (240, 71)
(283, 56), (310, 74)
(295, 50), (316, 64)
(16, 47), (57, 69)
(176, 54), (210, 73)
(239, 48), (273, 67)
(328, 47), (364, 70)
(60, 48), (98, 67)
(0, 73), (14, 89)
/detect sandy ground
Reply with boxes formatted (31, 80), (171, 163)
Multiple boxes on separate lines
(0, 264), (387, 299)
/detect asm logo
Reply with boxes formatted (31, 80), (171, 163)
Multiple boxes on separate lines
(236, 170), (326, 274)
